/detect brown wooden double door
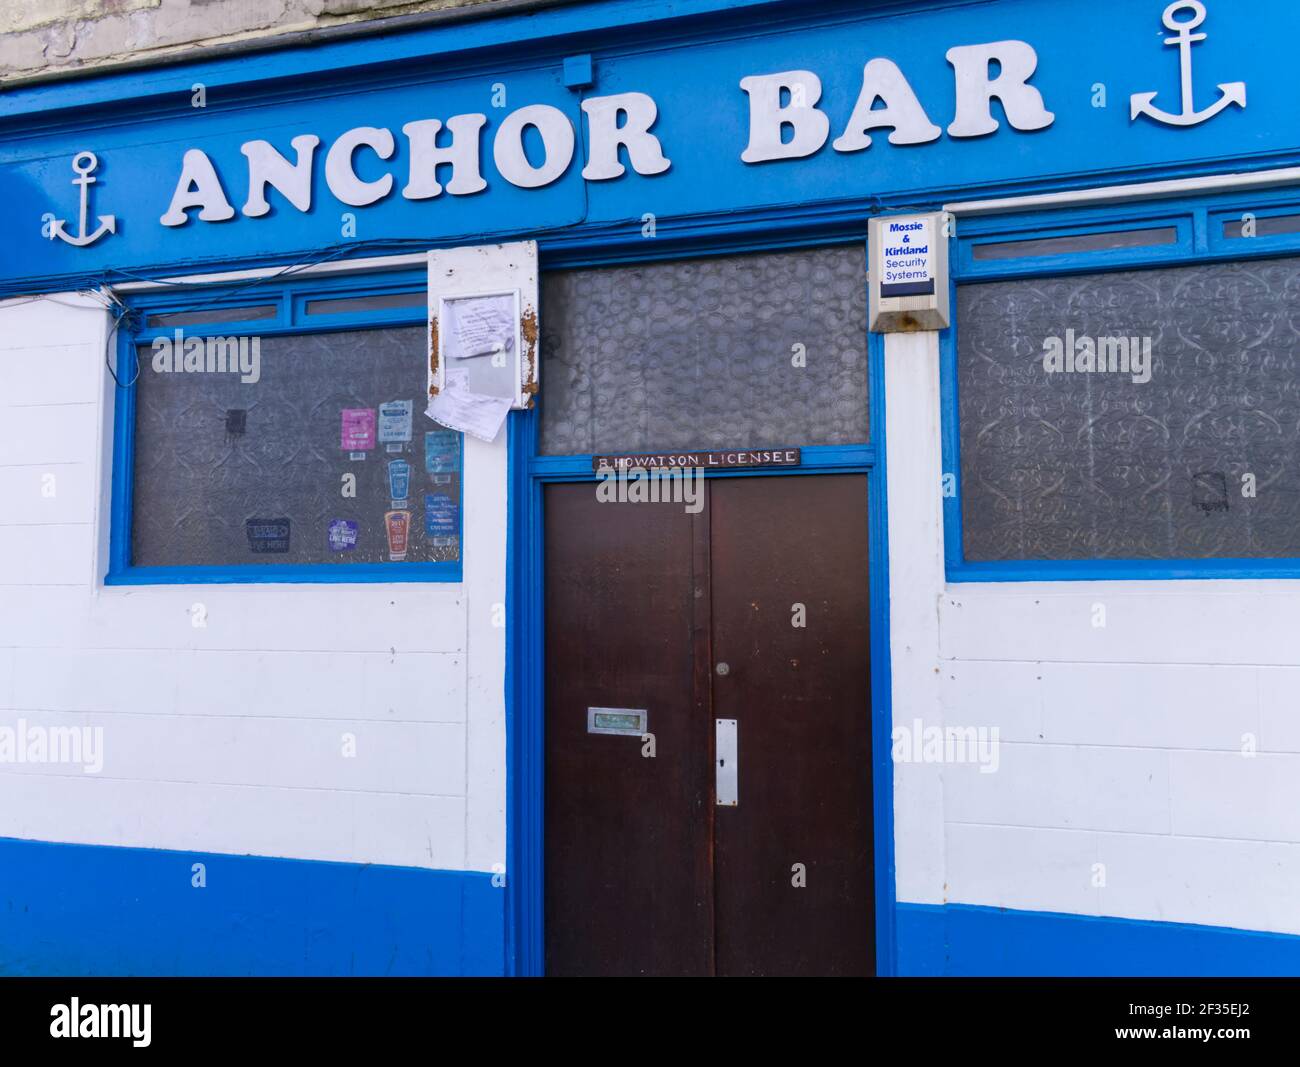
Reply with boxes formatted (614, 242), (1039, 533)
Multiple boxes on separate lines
(544, 474), (874, 976)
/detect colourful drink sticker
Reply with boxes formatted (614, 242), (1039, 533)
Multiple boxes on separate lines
(341, 408), (376, 451)
(385, 510), (410, 561)
(327, 519), (358, 552)
(246, 517), (291, 553)
(378, 399), (413, 446)
(424, 430), (460, 475)
(425, 492), (458, 538)
(388, 459), (411, 505)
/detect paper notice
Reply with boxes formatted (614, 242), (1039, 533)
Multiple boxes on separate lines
(426, 369), (511, 443)
(444, 294), (515, 360)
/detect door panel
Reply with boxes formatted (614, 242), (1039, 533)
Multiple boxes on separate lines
(544, 474), (873, 976)
(543, 482), (713, 976)
(709, 475), (874, 976)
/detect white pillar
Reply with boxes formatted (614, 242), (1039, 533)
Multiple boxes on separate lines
(884, 329), (948, 905)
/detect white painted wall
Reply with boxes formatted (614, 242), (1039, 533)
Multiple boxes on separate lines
(0, 292), (506, 872)
(887, 328), (1300, 937)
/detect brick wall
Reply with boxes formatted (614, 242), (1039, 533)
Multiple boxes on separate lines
(0, 0), (561, 83)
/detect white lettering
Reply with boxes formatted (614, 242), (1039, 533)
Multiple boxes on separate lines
(946, 40), (1054, 137)
(325, 126), (395, 207)
(581, 92), (671, 180)
(739, 70), (830, 162)
(241, 134), (321, 216)
(493, 104), (575, 188)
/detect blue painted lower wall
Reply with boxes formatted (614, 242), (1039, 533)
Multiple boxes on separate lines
(898, 902), (1300, 977)
(0, 837), (506, 976)
(11, 835), (1300, 977)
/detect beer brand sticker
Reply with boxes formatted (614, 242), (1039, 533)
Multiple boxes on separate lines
(378, 399), (413, 451)
(388, 459), (411, 508)
(385, 510), (410, 561)
(425, 492), (458, 541)
(341, 408), (376, 452)
(424, 430), (460, 475)
(246, 517), (291, 553)
(327, 519), (358, 552)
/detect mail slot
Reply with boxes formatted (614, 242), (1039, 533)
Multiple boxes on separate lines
(586, 707), (647, 736)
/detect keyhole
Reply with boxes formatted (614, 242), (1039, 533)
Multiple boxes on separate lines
(715, 662), (730, 676)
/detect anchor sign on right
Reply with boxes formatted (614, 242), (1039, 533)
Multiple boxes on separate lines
(1131, 0), (1246, 127)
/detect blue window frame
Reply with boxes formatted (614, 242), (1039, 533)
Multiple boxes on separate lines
(106, 267), (465, 585)
(943, 185), (1300, 582)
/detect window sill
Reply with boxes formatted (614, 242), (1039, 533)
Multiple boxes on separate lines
(105, 563), (462, 585)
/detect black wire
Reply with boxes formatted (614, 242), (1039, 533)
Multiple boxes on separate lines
(102, 237), (438, 318)
(104, 301), (145, 388)
(97, 237), (437, 387)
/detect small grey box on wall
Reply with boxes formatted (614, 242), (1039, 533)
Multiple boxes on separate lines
(869, 212), (951, 332)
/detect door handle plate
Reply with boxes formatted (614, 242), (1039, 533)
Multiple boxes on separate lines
(716, 718), (738, 807)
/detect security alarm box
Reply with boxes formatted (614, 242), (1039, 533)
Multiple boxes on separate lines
(869, 212), (951, 332)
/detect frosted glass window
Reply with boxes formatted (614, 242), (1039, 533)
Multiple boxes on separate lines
(958, 257), (1300, 560)
(539, 246), (868, 455)
(131, 326), (461, 567)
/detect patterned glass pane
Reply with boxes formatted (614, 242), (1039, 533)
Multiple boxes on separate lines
(131, 326), (461, 567)
(958, 256), (1300, 561)
(539, 245), (868, 455)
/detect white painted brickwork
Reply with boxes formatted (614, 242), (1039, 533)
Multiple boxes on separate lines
(887, 329), (1300, 937)
(0, 292), (506, 872)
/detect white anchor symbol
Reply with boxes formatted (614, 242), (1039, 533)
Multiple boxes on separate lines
(1130, 0), (1246, 127)
(48, 151), (117, 247)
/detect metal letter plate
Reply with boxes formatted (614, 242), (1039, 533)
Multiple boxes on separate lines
(716, 718), (738, 806)
(587, 707), (647, 737)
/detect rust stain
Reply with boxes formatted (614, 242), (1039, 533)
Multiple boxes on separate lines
(520, 304), (539, 407)
(428, 315), (440, 396)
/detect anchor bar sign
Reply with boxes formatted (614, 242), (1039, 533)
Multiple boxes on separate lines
(1130, 1), (1246, 127)
(35, 0), (1251, 254)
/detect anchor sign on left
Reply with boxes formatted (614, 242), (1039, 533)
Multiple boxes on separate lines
(46, 152), (116, 247)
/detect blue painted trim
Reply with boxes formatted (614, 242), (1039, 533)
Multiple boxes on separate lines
(108, 280), (464, 586)
(0, 836), (505, 976)
(866, 319), (897, 977)
(953, 187), (1300, 284)
(897, 902), (1300, 978)
(105, 563), (461, 585)
(944, 188), (1300, 584)
(948, 559), (1300, 584)
(956, 214), (1194, 280)
(505, 406), (545, 977)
